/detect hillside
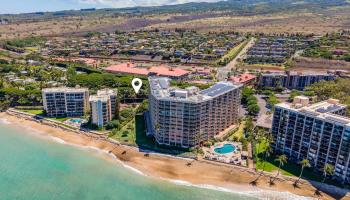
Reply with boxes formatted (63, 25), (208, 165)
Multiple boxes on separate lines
(0, 0), (349, 39)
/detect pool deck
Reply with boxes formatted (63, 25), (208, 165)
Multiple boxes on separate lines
(203, 142), (248, 167)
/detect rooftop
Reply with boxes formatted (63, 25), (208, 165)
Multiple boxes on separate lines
(276, 97), (350, 126)
(97, 88), (117, 96)
(89, 95), (109, 102)
(42, 87), (88, 93)
(148, 65), (190, 77)
(105, 63), (149, 76)
(149, 77), (242, 103)
(105, 63), (190, 77)
(229, 73), (257, 84)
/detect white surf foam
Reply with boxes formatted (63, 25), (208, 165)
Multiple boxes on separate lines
(0, 118), (11, 125)
(4, 121), (315, 200)
(50, 136), (66, 144)
(167, 178), (315, 200)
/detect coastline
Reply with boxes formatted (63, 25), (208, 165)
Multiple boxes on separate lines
(0, 112), (347, 200)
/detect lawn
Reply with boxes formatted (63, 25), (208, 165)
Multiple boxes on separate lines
(49, 117), (69, 123)
(110, 114), (197, 158)
(254, 140), (338, 183)
(227, 121), (245, 141)
(111, 118), (136, 144)
(21, 109), (44, 115)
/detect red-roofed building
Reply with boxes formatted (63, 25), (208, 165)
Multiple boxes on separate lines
(105, 63), (149, 76)
(191, 67), (211, 77)
(148, 65), (190, 79)
(229, 73), (257, 85)
(105, 63), (190, 79)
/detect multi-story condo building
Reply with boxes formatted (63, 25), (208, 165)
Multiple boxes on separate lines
(42, 87), (89, 117)
(89, 89), (118, 127)
(271, 96), (350, 183)
(258, 71), (336, 90)
(148, 77), (242, 148)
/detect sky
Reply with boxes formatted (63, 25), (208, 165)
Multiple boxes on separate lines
(0, 0), (223, 14)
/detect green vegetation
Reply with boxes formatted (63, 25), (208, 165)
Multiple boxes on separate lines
(111, 119), (136, 144)
(241, 87), (260, 116)
(216, 40), (248, 66)
(170, 80), (212, 90)
(21, 109), (44, 115)
(0, 87), (42, 110)
(305, 78), (350, 113)
(288, 89), (301, 102)
(67, 72), (148, 102)
(227, 121), (245, 142)
(254, 136), (342, 186)
(4, 37), (47, 48)
(302, 32), (350, 61)
(267, 92), (280, 110)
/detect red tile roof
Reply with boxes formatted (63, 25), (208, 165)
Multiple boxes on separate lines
(105, 63), (190, 77)
(105, 63), (149, 76)
(148, 65), (190, 77)
(229, 73), (256, 84)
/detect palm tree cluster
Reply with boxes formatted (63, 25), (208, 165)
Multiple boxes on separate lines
(252, 128), (336, 189)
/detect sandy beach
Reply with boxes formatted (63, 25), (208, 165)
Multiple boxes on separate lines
(1, 112), (349, 200)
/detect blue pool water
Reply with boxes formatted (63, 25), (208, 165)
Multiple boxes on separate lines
(70, 119), (83, 123)
(214, 144), (236, 154)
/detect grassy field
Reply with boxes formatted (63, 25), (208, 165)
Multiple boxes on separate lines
(21, 109), (44, 115)
(227, 121), (245, 141)
(254, 139), (341, 185)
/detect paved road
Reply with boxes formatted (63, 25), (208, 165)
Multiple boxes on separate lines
(255, 95), (272, 129)
(216, 37), (256, 81)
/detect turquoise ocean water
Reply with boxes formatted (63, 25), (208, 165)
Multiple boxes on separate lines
(0, 120), (258, 200)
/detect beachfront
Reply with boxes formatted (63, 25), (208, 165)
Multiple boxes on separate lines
(0, 111), (346, 200)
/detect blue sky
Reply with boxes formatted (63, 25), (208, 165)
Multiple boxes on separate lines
(0, 0), (223, 14)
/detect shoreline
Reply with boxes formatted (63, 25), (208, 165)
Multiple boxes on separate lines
(0, 112), (347, 200)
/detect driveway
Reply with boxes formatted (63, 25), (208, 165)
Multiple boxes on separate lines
(255, 95), (272, 129)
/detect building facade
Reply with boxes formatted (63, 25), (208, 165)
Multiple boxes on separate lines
(148, 77), (241, 148)
(42, 87), (89, 117)
(258, 71), (336, 90)
(89, 89), (118, 127)
(271, 96), (350, 183)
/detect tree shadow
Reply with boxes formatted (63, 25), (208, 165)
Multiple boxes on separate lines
(292, 181), (300, 189)
(309, 181), (348, 200)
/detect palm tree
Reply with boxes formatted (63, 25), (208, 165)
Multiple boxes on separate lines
(255, 128), (264, 161)
(295, 159), (310, 185)
(272, 154), (287, 183)
(261, 144), (273, 174)
(322, 163), (334, 183)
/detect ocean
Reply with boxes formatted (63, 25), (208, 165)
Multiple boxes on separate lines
(0, 119), (258, 200)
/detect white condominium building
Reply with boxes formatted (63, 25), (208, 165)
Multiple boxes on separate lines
(89, 89), (118, 127)
(272, 96), (350, 183)
(42, 87), (89, 117)
(148, 77), (242, 148)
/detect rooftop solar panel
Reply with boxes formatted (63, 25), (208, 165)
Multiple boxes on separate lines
(200, 83), (235, 97)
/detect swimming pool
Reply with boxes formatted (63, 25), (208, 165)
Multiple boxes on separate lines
(214, 144), (236, 154)
(70, 119), (84, 124)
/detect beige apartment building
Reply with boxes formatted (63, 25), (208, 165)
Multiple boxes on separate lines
(148, 77), (242, 148)
(42, 87), (89, 117)
(272, 96), (350, 183)
(89, 89), (118, 127)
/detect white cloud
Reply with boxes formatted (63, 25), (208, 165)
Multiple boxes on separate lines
(78, 0), (222, 8)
